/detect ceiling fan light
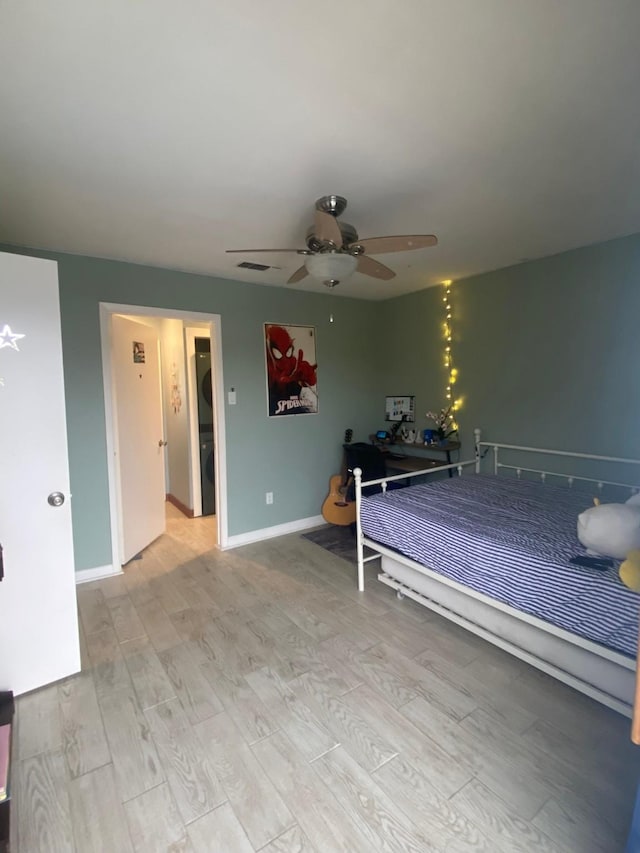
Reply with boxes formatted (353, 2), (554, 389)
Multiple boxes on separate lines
(304, 252), (357, 282)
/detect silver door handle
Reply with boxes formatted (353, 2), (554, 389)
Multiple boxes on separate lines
(158, 440), (168, 447)
(48, 491), (65, 507)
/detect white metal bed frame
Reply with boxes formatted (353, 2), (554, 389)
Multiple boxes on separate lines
(354, 428), (640, 716)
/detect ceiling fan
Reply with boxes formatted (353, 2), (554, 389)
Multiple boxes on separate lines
(226, 195), (438, 288)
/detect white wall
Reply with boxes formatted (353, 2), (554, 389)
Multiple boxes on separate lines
(159, 318), (191, 509)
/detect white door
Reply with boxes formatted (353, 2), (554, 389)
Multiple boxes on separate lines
(111, 316), (166, 564)
(0, 252), (80, 695)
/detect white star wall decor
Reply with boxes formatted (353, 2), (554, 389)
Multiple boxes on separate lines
(0, 325), (26, 351)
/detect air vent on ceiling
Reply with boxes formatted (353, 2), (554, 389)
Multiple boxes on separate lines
(237, 261), (271, 271)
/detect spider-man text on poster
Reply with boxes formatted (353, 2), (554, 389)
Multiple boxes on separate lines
(264, 323), (318, 417)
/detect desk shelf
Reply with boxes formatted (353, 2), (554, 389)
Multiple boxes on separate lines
(370, 436), (461, 477)
(393, 439), (460, 453)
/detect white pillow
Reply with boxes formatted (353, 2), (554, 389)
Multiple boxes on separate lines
(577, 503), (640, 559)
(626, 492), (640, 507)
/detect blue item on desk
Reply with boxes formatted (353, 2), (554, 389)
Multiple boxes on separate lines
(424, 429), (434, 443)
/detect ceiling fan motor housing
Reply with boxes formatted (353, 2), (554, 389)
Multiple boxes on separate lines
(305, 221), (358, 252)
(314, 194), (348, 217)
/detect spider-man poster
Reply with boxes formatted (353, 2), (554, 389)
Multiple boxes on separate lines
(264, 323), (318, 417)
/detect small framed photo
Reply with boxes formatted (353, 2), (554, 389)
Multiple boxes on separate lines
(385, 395), (415, 422)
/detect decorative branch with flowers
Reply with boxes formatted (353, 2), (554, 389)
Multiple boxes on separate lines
(425, 405), (458, 441)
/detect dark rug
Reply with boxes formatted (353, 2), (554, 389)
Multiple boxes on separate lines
(301, 525), (375, 564)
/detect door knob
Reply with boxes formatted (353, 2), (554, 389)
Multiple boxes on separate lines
(48, 491), (65, 507)
(158, 440), (168, 447)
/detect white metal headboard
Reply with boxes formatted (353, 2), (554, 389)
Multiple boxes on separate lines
(474, 428), (640, 495)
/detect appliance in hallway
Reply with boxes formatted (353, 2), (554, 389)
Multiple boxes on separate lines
(195, 337), (215, 516)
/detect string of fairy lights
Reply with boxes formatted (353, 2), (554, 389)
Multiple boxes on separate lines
(442, 279), (460, 430)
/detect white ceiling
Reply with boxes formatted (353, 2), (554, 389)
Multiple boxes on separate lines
(1, 1), (639, 300)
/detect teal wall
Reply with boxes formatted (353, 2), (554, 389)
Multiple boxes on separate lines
(381, 233), (640, 464)
(377, 287), (446, 443)
(3, 248), (382, 571)
(7, 230), (640, 571)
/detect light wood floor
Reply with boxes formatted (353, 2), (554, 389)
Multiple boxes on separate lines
(12, 504), (639, 852)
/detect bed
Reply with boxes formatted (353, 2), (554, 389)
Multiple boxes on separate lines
(354, 429), (640, 716)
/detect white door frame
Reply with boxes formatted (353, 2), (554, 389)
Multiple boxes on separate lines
(100, 303), (228, 571)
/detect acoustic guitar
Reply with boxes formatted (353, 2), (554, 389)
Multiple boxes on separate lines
(321, 474), (356, 526)
(321, 428), (356, 526)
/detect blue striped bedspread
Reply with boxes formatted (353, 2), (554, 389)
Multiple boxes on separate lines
(360, 474), (639, 658)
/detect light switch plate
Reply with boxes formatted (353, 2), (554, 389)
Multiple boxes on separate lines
(228, 388), (237, 405)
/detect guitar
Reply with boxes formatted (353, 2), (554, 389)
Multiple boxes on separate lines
(321, 474), (356, 526)
(321, 429), (356, 526)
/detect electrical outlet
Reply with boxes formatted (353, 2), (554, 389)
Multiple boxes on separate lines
(265, 492), (273, 505)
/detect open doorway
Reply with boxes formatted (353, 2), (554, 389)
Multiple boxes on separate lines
(196, 338), (216, 516)
(185, 327), (217, 520)
(100, 303), (228, 572)
(194, 336), (216, 516)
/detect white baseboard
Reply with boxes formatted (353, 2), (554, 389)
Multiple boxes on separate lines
(75, 564), (123, 585)
(222, 515), (325, 550)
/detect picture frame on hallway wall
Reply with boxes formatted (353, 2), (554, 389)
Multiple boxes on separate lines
(264, 323), (318, 417)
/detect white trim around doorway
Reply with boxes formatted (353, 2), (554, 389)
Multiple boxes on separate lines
(76, 564), (124, 585)
(99, 303), (228, 575)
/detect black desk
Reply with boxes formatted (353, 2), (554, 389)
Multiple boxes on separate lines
(383, 454), (441, 474)
(371, 437), (461, 477)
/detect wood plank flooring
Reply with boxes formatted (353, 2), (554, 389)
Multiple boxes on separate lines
(13, 504), (640, 851)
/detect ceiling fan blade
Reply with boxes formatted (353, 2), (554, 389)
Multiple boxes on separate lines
(287, 266), (309, 284)
(357, 255), (396, 281)
(314, 210), (343, 247)
(226, 248), (301, 253)
(351, 234), (438, 255)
